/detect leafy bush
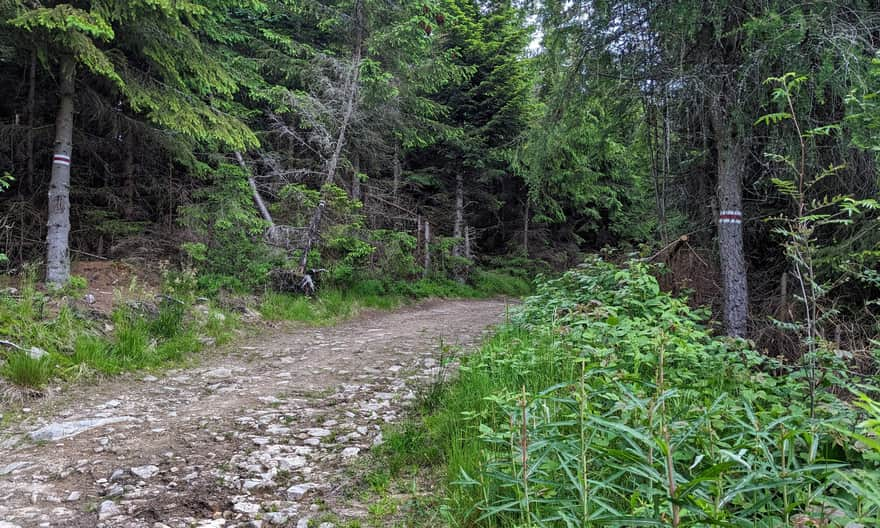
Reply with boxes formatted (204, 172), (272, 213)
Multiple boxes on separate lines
(425, 258), (865, 527)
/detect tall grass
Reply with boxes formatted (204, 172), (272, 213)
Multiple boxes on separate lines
(419, 258), (870, 527)
(0, 352), (53, 388)
(1, 272), (236, 389)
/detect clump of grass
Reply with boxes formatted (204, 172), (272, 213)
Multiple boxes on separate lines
(0, 351), (54, 388)
(259, 292), (318, 322)
(113, 309), (151, 365)
(70, 335), (117, 374)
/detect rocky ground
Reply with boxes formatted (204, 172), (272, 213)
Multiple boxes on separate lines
(0, 298), (511, 528)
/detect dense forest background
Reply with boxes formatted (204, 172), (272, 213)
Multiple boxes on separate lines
(0, 0), (879, 345)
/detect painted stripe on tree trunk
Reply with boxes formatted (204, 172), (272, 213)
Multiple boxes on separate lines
(53, 154), (71, 166)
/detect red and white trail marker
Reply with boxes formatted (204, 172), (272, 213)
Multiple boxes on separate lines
(719, 210), (742, 225)
(52, 154), (71, 167)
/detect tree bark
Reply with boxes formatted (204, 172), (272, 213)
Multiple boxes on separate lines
(392, 147), (402, 203)
(712, 113), (749, 337)
(452, 173), (463, 256)
(423, 221), (431, 278)
(351, 152), (361, 200)
(298, 202), (325, 274)
(323, 0), (363, 189)
(235, 151), (274, 227)
(45, 56), (76, 286)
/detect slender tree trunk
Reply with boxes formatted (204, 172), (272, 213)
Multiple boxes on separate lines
(392, 147), (402, 203)
(46, 56), (76, 286)
(464, 224), (472, 260)
(351, 153), (361, 200)
(423, 221), (431, 278)
(298, 201), (325, 274)
(323, 0), (363, 189)
(298, 0), (362, 274)
(452, 173), (463, 256)
(235, 151), (274, 226)
(26, 49), (36, 192)
(712, 116), (749, 337)
(523, 198), (529, 257)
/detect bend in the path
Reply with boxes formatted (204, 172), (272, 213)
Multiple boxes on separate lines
(0, 298), (512, 528)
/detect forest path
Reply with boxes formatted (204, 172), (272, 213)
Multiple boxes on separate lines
(0, 298), (511, 528)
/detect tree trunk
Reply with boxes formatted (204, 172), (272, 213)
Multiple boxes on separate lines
(351, 153), (361, 200)
(464, 224), (472, 260)
(423, 221), (431, 278)
(26, 49), (36, 192)
(298, 202), (325, 274)
(523, 198), (529, 257)
(45, 56), (76, 286)
(392, 147), (402, 203)
(452, 173), (463, 256)
(323, 0), (363, 189)
(713, 119), (749, 337)
(235, 151), (274, 226)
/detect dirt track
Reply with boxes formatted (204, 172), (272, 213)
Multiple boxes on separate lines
(0, 298), (511, 528)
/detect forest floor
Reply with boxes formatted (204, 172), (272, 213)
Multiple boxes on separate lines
(0, 298), (511, 528)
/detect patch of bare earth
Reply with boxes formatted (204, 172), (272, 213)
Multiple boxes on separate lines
(0, 298), (511, 528)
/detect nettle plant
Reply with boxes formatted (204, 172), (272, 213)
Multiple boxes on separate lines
(757, 73), (879, 417)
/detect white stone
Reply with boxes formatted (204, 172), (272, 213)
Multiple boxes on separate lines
(131, 465), (160, 479)
(204, 367), (232, 378)
(28, 346), (47, 360)
(30, 417), (138, 442)
(98, 500), (122, 520)
(264, 512), (290, 525)
(286, 483), (315, 500)
(233, 501), (261, 515)
(0, 461), (30, 476)
(307, 428), (331, 438)
(340, 447), (360, 459)
(66, 491), (81, 501)
(296, 518), (310, 528)
(278, 456), (307, 471)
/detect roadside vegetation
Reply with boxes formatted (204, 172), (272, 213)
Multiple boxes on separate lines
(373, 258), (880, 527)
(0, 262), (529, 393)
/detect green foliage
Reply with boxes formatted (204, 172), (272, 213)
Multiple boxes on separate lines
(0, 267), (233, 388)
(421, 259), (866, 526)
(834, 393), (880, 523)
(0, 351), (53, 388)
(759, 73), (880, 415)
(180, 163), (280, 293)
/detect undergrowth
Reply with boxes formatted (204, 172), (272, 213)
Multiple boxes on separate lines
(0, 270), (237, 391)
(384, 258), (879, 527)
(259, 272), (530, 324)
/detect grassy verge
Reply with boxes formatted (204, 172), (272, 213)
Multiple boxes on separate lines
(258, 272), (531, 324)
(373, 258), (879, 527)
(0, 270), (236, 395)
(0, 267), (530, 395)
